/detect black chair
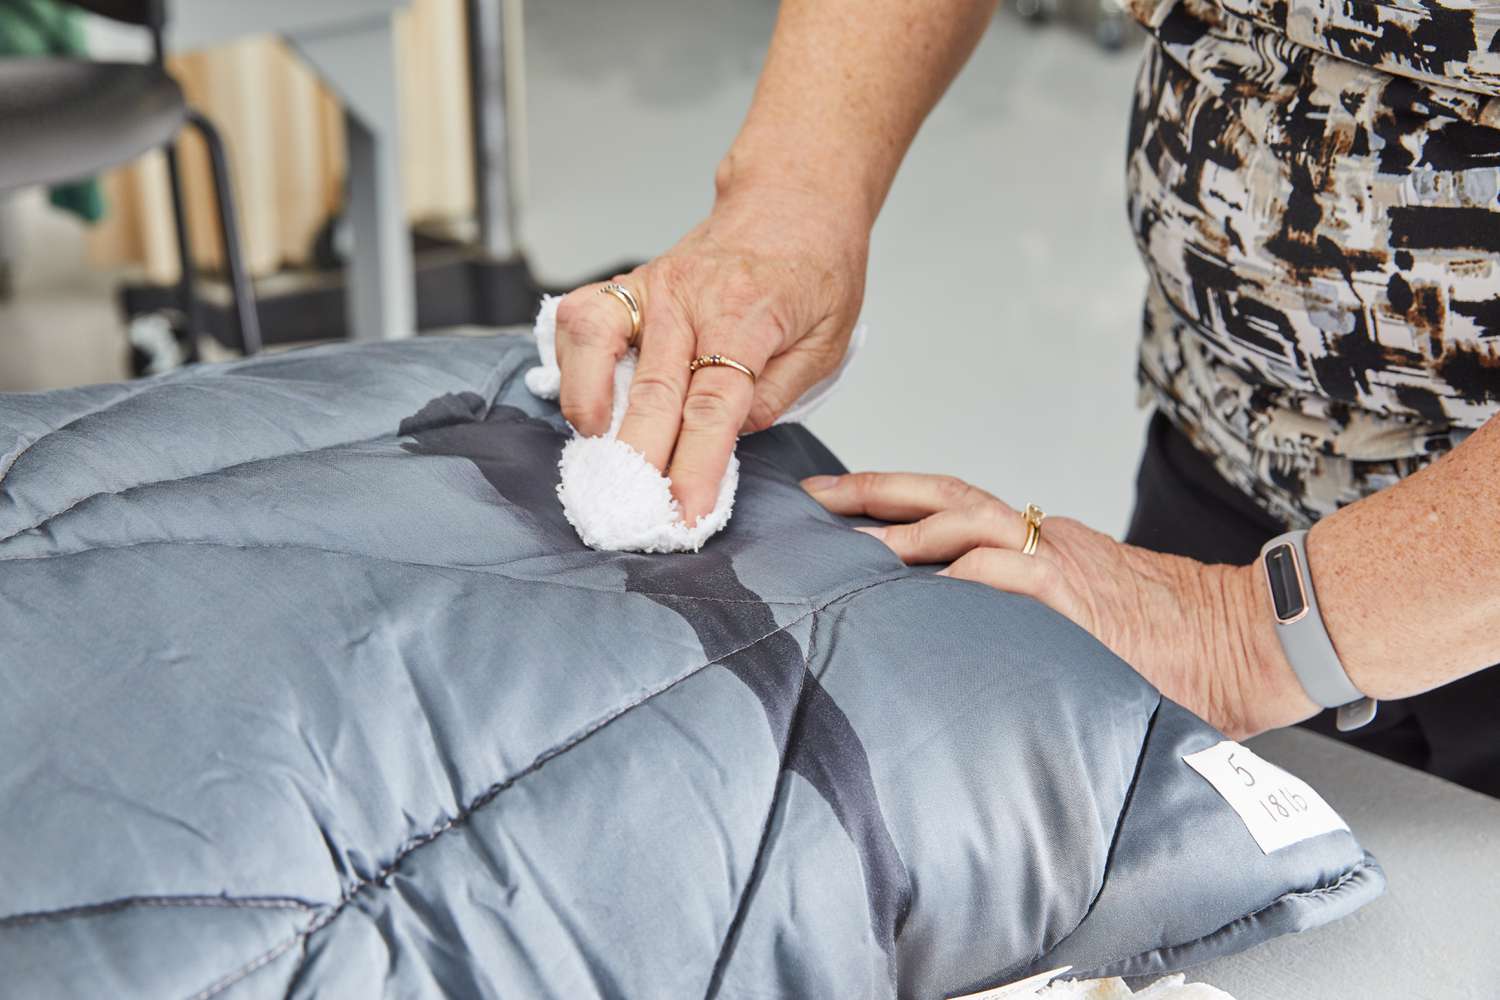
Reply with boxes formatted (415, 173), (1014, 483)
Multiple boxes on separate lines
(0, 0), (262, 357)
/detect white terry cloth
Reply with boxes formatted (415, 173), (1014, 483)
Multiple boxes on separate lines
(524, 294), (865, 553)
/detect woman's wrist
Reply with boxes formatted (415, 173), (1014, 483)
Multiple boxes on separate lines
(1218, 561), (1319, 736)
(713, 146), (883, 236)
(699, 161), (874, 291)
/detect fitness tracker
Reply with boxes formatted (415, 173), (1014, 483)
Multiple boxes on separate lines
(1259, 530), (1377, 733)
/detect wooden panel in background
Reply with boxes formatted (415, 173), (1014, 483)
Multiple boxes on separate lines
(88, 0), (474, 280)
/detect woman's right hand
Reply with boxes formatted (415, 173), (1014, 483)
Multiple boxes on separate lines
(553, 181), (870, 526)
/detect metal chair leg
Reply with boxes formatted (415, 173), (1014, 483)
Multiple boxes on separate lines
(163, 141), (202, 362)
(185, 109), (262, 355)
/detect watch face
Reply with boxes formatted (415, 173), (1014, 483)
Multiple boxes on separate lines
(1264, 543), (1308, 624)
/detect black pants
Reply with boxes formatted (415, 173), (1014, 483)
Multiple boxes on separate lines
(1125, 412), (1499, 797)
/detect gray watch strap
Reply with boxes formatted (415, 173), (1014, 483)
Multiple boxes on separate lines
(1259, 530), (1377, 732)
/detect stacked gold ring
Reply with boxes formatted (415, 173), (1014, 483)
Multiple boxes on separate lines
(689, 353), (757, 383)
(598, 282), (643, 345)
(1020, 502), (1046, 557)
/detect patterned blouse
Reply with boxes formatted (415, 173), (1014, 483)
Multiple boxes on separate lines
(1123, 0), (1500, 526)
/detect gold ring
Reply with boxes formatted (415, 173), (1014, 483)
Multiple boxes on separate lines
(598, 282), (642, 346)
(1020, 502), (1046, 557)
(689, 353), (757, 383)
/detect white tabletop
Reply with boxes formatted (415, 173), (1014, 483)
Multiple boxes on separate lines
(1181, 728), (1500, 999)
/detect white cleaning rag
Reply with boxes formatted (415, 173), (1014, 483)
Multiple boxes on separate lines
(524, 295), (865, 553)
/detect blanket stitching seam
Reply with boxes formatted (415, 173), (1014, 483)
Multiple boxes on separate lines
(0, 383), (150, 488)
(0, 537), (814, 607)
(0, 349), (527, 543)
(1047, 699), (1162, 953)
(0, 894), (317, 928)
(701, 609), (820, 1000)
(179, 577), (895, 1000)
(184, 921), (312, 1000)
(280, 929), (312, 1000)
(1, 435), (411, 545)
(974, 696), (1164, 987)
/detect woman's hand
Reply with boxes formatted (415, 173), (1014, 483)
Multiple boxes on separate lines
(802, 471), (1319, 739)
(548, 0), (1003, 527)
(553, 183), (869, 526)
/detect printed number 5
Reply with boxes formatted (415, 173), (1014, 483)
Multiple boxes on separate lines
(1227, 752), (1255, 787)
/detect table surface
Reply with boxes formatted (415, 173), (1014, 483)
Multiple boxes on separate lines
(1180, 728), (1500, 999)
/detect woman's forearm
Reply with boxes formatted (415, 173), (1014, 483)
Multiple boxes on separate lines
(1304, 412), (1500, 699)
(715, 0), (999, 228)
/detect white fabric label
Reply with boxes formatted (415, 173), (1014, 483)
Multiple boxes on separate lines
(1182, 741), (1348, 854)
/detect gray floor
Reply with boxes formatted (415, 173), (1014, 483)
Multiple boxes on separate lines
(0, 4), (1149, 534)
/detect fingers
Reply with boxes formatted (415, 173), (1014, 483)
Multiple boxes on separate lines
(937, 546), (1084, 626)
(808, 472), (1077, 623)
(742, 340), (838, 433)
(616, 288), (695, 470)
(666, 327), (774, 527)
(742, 353), (802, 434)
(801, 472), (994, 522)
(555, 278), (640, 436)
(859, 503), (1026, 565)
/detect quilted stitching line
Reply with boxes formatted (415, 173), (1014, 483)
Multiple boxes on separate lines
(0, 382), (149, 488)
(185, 924), (312, 1000)
(1, 435), (412, 546)
(702, 609), (821, 1000)
(0, 360), (528, 546)
(0, 894), (317, 928)
(994, 696), (1164, 986)
(179, 576), (898, 1000)
(0, 537), (815, 607)
(179, 619), (810, 1000)
(280, 935), (312, 1000)
(1060, 698), (1163, 942)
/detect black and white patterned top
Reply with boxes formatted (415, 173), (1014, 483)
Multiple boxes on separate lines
(1123, 0), (1500, 526)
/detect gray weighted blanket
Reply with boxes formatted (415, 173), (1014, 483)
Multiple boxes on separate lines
(0, 334), (1382, 998)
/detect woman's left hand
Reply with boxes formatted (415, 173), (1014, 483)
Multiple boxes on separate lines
(802, 471), (1318, 739)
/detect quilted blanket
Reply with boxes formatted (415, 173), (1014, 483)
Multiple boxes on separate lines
(0, 335), (1382, 999)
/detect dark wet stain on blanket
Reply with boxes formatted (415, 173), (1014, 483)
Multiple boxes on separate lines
(621, 550), (912, 990)
(399, 396), (913, 981)
(400, 395), (576, 536)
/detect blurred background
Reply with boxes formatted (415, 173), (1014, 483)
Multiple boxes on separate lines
(0, 0), (1148, 534)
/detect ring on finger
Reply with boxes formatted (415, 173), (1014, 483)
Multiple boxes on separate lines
(688, 353), (757, 384)
(598, 282), (643, 346)
(1020, 502), (1046, 557)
